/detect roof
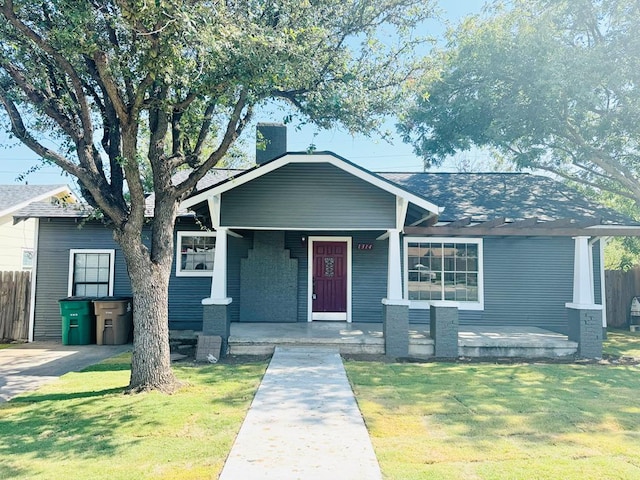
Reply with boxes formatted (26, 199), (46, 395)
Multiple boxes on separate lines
(0, 184), (74, 218)
(10, 164), (634, 228)
(379, 172), (632, 224)
(13, 169), (244, 219)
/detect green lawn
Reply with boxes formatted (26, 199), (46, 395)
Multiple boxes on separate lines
(345, 330), (640, 480)
(0, 354), (268, 480)
(3, 332), (640, 479)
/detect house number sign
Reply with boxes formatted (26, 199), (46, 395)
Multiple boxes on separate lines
(357, 243), (374, 250)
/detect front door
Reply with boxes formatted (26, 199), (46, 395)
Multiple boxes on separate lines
(312, 241), (348, 321)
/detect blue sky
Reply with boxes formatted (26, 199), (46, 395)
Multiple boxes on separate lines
(0, 0), (487, 185)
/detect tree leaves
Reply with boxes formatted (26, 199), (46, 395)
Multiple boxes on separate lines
(400, 0), (640, 208)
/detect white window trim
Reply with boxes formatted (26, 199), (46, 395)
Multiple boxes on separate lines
(176, 231), (216, 277)
(67, 249), (116, 297)
(403, 237), (484, 311)
(22, 248), (34, 270)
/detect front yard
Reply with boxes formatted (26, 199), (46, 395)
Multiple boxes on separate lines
(345, 330), (640, 480)
(0, 354), (267, 480)
(1, 331), (639, 479)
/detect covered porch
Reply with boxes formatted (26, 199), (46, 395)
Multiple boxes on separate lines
(227, 322), (578, 358)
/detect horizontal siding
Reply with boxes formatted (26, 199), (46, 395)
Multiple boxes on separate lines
(481, 237), (573, 333)
(352, 232), (387, 322)
(34, 219), (132, 340)
(34, 218), (250, 340)
(221, 163), (396, 229)
(409, 237), (575, 333)
(593, 239), (602, 305)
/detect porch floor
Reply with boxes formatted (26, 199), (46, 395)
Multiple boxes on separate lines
(228, 323), (578, 358)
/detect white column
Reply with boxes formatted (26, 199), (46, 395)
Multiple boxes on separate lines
(202, 227), (232, 305)
(566, 235), (599, 309)
(383, 229), (407, 303)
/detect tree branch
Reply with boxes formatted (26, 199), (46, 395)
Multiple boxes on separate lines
(174, 90), (251, 198)
(2, 0), (95, 148)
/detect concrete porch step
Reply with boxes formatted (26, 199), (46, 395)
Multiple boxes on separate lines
(229, 337), (385, 355)
(458, 328), (578, 358)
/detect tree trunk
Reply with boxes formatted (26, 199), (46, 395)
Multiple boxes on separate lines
(118, 234), (180, 393)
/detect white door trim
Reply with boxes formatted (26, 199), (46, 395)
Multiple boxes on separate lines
(307, 236), (352, 322)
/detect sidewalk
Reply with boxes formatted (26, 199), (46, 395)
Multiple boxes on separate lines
(220, 347), (382, 480)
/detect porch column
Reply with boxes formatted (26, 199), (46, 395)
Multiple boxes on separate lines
(382, 228), (410, 358)
(566, 236), (603, 359)
(201, 227), (232, 357)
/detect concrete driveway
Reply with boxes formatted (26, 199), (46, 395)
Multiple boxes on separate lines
(0, 343), (131, 403)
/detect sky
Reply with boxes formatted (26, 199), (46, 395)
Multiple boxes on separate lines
(0, 0), (488, 186)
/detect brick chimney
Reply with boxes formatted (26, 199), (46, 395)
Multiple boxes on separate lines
(256, 123), (287, 165)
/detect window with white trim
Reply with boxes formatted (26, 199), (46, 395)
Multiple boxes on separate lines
(405, 238), (483, 309)
(22, 248), (34, 270)
(176, 231), (216, 277)
(68, 249), (115, 297)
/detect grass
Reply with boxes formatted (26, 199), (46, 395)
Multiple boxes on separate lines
(0, 354), (268, 480)
(345, 329), (640, 480)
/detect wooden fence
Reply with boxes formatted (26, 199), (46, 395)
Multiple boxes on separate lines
(0, 271), (31, 341)
(605, 267), (640, 328)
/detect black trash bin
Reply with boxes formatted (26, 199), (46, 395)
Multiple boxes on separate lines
(59, 297), (96, 345)
(93, 297), (133, 345)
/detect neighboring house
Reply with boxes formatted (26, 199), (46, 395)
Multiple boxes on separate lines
(16, 126), (640, 356)
(0, 184), (75, 271)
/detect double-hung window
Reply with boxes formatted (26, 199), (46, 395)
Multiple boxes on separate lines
(68, 249), (115, 297)
(176, 231), (216, 277)
(404, 237), (483, 310)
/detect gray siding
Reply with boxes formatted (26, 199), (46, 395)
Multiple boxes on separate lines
(221, 163), (396, 229)
(483, 237), (574, 333)
(34, 219), (132, 340)
(409, 237), (575, 333)
(593, 239), (602, 305)
(33, 218), (252, 340)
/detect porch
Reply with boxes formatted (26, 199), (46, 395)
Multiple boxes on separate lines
(227, 322), (578, 358)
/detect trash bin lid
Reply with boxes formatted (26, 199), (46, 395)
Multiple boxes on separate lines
(59, 296), (95, 302)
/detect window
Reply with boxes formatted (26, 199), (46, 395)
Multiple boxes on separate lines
(68, 249), (115, 297)
(22, 248), (34, 270)
(176, 231), (216, 277)
(405, 238), (483, 310)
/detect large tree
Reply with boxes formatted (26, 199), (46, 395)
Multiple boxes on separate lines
(0, 0), (434, 392)
(399, 0), (640, 208)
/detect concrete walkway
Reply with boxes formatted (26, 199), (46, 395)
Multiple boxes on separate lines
(220, 347), (382, 480)
(0, 343), (130, 403)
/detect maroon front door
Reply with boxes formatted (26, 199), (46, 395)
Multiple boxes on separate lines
(312, 241), (347, 320)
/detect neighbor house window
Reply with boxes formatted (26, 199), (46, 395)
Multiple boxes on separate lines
(404, 238), (483, 310)
(176, 231), (216, 277)
(68, 249), (115, 297)
(22, 248), (34, 270)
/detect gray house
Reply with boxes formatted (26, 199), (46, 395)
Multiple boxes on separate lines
(19, 127), (639, 357)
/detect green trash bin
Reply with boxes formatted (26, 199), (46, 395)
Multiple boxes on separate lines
(59, 297), (96, 345)
(93, 297), (133, 345)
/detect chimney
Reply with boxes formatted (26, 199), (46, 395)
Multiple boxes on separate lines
(256, 123), (287, 165)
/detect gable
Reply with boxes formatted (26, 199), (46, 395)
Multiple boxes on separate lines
(220, 162), (397, 229)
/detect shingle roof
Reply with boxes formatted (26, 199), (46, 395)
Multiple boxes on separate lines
(379, 172), (631, 224)
(10, 167), (633, 226)
(0, 184), (72, 217)
(14, 169), (244, 219)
